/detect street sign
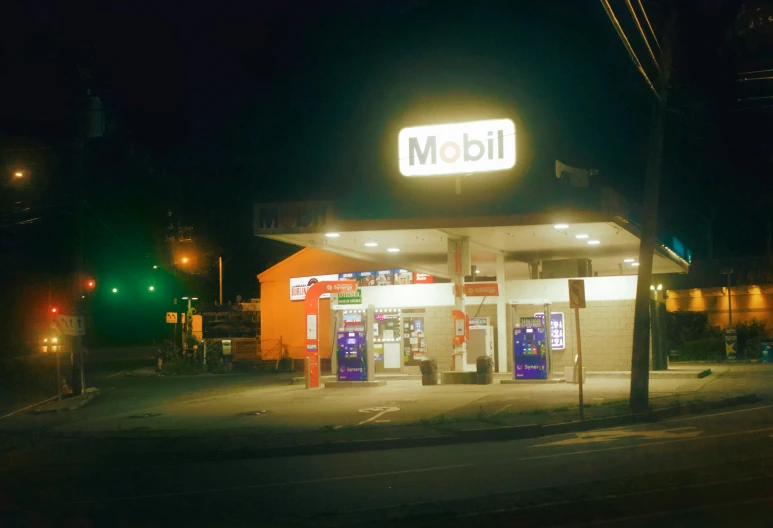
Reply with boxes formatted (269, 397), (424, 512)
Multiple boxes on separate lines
(568, 279), (586, 309)
(337, 289), (363, 305)
(54, 315), (85, 336)
(166, 312), (178, 324)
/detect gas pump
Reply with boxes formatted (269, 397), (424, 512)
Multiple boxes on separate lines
(336, 330), (367, 381)
(513, 317), (548, 379)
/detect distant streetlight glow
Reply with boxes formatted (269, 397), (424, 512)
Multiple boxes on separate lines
(13, 171), (23, 178)
(554, 224), (569, 229)
(153, 265), (158, 269)
(182, 257), (189, 264)
(149, 286), (155, 291)
(112, 287), (118, 293)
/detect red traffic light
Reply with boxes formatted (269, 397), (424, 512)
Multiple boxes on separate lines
(86, 279), (96, 289)
(51, 307), (58, 314)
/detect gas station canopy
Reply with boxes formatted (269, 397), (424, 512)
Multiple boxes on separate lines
(257, 210), (689, 279)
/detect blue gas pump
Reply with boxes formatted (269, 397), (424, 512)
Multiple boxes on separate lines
(513, 317), (548, 380)
(337, 330), (367, 381)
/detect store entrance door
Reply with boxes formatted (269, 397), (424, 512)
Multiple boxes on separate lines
(374, 309), (402, 374)
(402, 314), (427, 374)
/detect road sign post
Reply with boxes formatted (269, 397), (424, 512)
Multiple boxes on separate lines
(166, 312), (178, 355)
(568, 279), (586, 420)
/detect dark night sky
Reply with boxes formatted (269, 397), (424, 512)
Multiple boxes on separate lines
(2, 0), (772, 343)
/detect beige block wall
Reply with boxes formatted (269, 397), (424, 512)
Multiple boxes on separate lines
(422, 306), (453, 371)
(547, 300), (636, 373)
(421, 304), (500, 372)
(397, 300), (637, 375)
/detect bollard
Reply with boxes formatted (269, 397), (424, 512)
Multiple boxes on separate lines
(305, 357), (311, 389)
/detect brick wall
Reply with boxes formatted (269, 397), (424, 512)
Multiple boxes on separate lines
(548, 300), (635, 373)
(422, 306), (454, 372)
(421, 304), (501, 372)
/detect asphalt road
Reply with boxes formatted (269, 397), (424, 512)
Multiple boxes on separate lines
(2, 401), (773, 526)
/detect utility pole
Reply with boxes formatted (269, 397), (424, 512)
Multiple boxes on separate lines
(629, 12), (678, 413)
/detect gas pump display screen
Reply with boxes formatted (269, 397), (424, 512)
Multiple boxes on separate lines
(525, 333), (534, 341)
(346, 338), (357, 345)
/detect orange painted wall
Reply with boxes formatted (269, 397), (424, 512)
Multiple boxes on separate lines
(258, 248), (384, 359)
(666, 286), (773, 332)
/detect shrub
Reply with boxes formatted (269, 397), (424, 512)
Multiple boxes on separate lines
(667, 311), (713, 350)
(735, 319), (767, 358)
(679, 338), (725, 361)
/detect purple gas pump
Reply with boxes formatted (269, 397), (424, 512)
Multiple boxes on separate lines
(337, 330), (367, 381)
(513, 318), (548, 380)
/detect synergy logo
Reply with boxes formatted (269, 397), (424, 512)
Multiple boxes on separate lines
(398, 118), (516, 177)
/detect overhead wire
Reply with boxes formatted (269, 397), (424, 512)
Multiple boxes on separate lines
(598, 0), (661, 102)
(626, 0), (660, 73)
(636, 0), (662, 54)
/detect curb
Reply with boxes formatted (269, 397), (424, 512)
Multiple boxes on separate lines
(110, 393), (762, 463)
(32, 390), (99, 413)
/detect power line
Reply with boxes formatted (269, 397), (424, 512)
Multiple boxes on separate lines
(626, 0), (660, 73)
(636, 0), (662, 54)
(738, 67), (773, 76)
(599, 0), (661, 102)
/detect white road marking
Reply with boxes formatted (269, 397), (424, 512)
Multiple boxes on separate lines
(105, 370), (128, 379)
(520, 426), (773, 461)
(493, 404), (512, 415)
(662, 403), (773, 422)
(531, 427), (701, 447)
(39, 463), (475, 507)
(357, 406), (400, 426)
(0, 395), (60, 420)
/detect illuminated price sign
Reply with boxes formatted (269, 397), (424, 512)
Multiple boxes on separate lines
(534, 312), (565, 350)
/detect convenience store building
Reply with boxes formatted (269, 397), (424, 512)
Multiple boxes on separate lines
(256, 203), (690, 377)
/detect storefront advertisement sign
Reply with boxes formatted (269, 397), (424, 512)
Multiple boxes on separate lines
(338, 289), (362, 305)
(291, 269), (436, 300)
(291, 275), (338, 301)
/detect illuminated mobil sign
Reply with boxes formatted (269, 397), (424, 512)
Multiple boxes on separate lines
(398, 119), (516, 177)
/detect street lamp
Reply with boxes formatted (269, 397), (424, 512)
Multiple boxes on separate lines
(13, 171), (23, 178)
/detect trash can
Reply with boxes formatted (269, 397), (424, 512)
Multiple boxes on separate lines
(420, 359), (438, 385)
(762, 342), (772, 364)
(476, 356), (494, 385)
